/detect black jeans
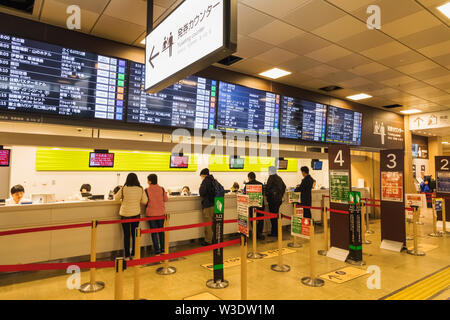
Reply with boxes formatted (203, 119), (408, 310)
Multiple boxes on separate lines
(268, 201), (282, 236)
(121, 215), (140, 258)
(148, 219), (165, 254)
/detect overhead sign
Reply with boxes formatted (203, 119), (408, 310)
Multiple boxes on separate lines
(373, 119), (404, 146)
(145, 0), (237, 93)
(410, 110), (450, 130)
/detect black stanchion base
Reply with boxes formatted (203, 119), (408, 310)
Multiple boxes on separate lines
(301, 277), (324, 287)
(270, 264), (290, 272)
(247, 252), (265, 259)
(287, 242), (302, 248)
(346, 259), (366, 266)
(206, 279), (229, 289)
(407, 249), (425, 256)
(79, 281), (105, 293)
(156, 266), (177, 275)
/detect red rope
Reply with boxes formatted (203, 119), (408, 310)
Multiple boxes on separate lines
(98, 215), (165, 226)
(0, 222), (92, 237)
(328, 208), (349, 215)
(281, 214), (292, 220)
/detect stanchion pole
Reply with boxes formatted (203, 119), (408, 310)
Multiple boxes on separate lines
(406, 209), (413, 240)
(134, 228), (142, 300)
(79, 220), (105, 293)
(302, 220), (324, 287)
(271, 212), (290, 272)
(318, 206), (328, 256)
(240, 235), (248, 300)
(157, 215), (176, 275)
(114, 257), (125, 300)
(247, 208), (263, 259)
(288, 204), (302, 248)
(407, 207), (425, 256)
(361, 202), (371, 244)
(442, 199), (448, 235)
(365, 199), (374, 234)
(429, 199), (442, 237)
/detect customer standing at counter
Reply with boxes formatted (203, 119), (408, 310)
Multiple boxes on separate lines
(265, 166), (286, 237)
(6, 185), (31, 205)
(294, 166), (315, 219)
(199, 168), (224, 246)
(244, 172), (265, 240)
(115, 173), (148, 260)
(145, 174), (168, 256)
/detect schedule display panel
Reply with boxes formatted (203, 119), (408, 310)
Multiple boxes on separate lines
(280, 96), (326, 141)
(127, 62), (216, 130)
(0, 33), (127, 120)
(326, 106), (362, 145)
(217, 81), (280, 136)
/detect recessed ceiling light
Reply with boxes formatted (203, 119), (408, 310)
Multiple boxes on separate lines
(140, 39), (146, 45)
(443, 141), (449, 144)
(400, 109), (422, 114)
(346, 93), (372, 101)
(259, 68), (292, 79)
(437, 2), (450, 18)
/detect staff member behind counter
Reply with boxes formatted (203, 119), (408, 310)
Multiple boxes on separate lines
(6, 185), (32, 205)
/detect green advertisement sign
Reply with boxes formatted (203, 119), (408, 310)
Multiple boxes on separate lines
(330, 170), (350, 204)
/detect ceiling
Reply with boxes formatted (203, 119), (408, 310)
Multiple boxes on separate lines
(0, 0), (449, 115)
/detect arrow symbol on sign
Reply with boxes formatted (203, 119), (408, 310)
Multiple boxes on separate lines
(148, 46), (159, 68)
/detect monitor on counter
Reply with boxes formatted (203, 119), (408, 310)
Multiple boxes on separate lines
(277, 159), (288, 170)
(0, 149), (11, 167)
(89, 152), (115, 168)
(229, 156), (245, 170)
(170, 155), (189, 168)
(312, 159), (323, 170)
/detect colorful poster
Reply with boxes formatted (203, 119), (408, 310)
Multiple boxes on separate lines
(291, 207), (311, 239)
(330, 170), (350, 204)
(381, 171), (403, 202)
(288, 192), (301, 203)
(246, 184), (263, 207)
(437, 171), (450, 193)
(237, 195), (249, 237)
(405, 194), (426, 209)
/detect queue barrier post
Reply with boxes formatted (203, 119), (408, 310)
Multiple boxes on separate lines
(301, 220), (324, 287)
(361, 201), (371, 244)
(406, 209), (414, 241)
(157, 214), (176, 275)
(270, 212), (290, 273)
(288, 204), (302, 248)
(428, 199), (442, 238)
(114, 257), (126, 300)
(318, 205), (329, 256)
(407, 207), (425, 256)
(79, 220), (105, 293)
(134, 228), (144, 300)
(365, 199), (374, 235)
(247, 208), (264, 259)
(240, 235), (248, 300)
(442, 199), (448, 235)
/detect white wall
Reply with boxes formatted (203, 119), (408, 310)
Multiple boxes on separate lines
(8, 146), (330, 200)
(412, 158), (429, 178)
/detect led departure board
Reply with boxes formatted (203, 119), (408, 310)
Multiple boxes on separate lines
(127, 62), (216, 130)
(217, 81), (280, 135)
(280, 96), (326, 141)
(326, 106), (362, 145)
(0, 33), (126, 120)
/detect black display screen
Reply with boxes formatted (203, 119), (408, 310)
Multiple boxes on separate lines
(217, 81), (280, 136)
(326, 105), (362, 145)
(0, 33), (126, 120)
(127, 62), (216, 130)
(280, 96), (302, 139)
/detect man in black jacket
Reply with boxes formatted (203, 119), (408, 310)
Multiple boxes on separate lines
(199, 168), (216, 246)
(265, 166), (286, 237)
(243, 172), (265, 240)
(294, 166), (315, 218)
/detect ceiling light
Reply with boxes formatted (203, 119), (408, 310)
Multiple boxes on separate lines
(259, 68), (292, 79)
(400, 109), (422, 114)
(346, 93), (372, 101)
(443, 141), (449, 144)
(140, 39), (146, 45)
(437, 2), (450, 18)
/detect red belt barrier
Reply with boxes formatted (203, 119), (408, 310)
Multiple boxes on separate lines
(365, 204), (381, 208)
(98, 215), (166, 226)
(281, 214), (292, 220)
(294, 205), (322, 211)
(0, 260), (115, 273)
(405, 208), (414, 211)
(141, 221), (213, 234)
(328, 208), (349, 215)
(0, 222), (92, 237)
(364, 198), (381, 202)
(128, 238), (241, 267)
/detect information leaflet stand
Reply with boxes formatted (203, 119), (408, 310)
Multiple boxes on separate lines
(327, 145), (351, 261)
(206, 197), (229, 289)
(380, 149), (406, 252)
(435, 156), (450, 234)
(237, 195), (249, 300)
(347, 192), (365, 266)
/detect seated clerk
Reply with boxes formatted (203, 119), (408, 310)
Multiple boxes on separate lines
(72, 183), (92, 201)
(181, 186), (191, 196)
(6, 185), (31, 205)
(294, 166), (315, 219)
(243, 172), (265, 240)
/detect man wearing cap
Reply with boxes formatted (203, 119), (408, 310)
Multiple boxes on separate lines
(265, 166), (286, 237)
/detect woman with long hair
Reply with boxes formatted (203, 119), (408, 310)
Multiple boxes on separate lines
(115, 173), (148, 260)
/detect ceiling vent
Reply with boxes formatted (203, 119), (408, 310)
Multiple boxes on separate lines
(0, 0), (35, 14)
(217, 55), (243, 66)
(382, 104), (403, 109)
(319, 85), (343, 92)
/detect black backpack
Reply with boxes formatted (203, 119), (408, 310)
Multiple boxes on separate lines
(212, 179), (225, 198)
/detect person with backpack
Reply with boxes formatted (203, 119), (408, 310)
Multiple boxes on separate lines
(145, 174), (168, 256)
(114, 173), (148, 260)
(199, 168), (224, 246)
(265, 166), (286, 237)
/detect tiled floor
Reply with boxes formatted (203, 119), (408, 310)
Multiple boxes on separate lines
(0, 209), (448, 300)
